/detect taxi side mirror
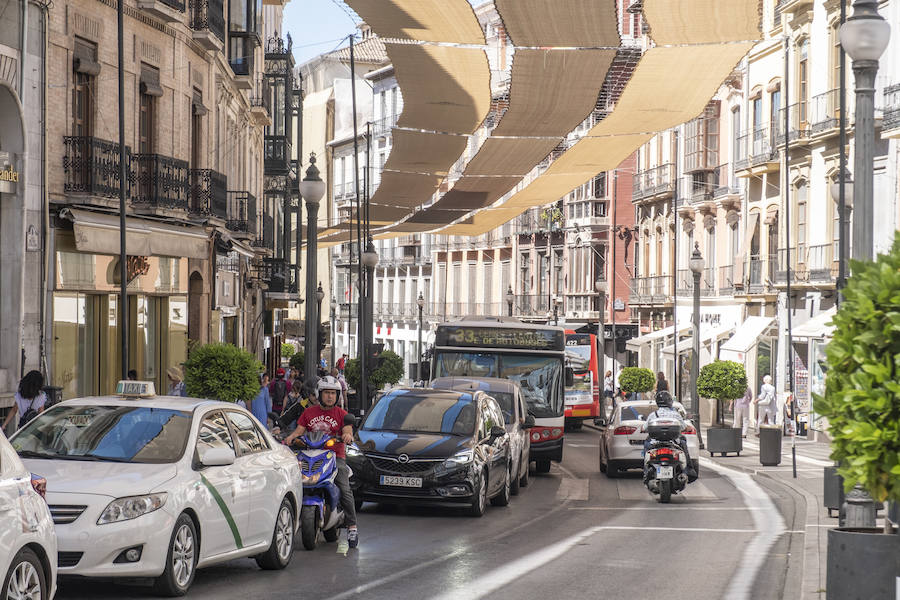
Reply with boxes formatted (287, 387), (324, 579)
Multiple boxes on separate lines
(199, 446), (235, 467)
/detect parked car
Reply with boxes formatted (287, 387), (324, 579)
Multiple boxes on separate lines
(10, 381), (302, 597)
(597, 400), (699, 478)
(430, 377), (534, 494)
(0, 429), (57, 600)
(347, 388), (512, 517)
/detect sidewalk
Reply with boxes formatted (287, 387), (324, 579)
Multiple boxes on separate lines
(703, 428), (833, 600)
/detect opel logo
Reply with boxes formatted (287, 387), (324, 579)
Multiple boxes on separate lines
(397, 454), (410, 464)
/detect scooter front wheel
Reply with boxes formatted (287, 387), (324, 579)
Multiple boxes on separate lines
(300, 505), (319, 550)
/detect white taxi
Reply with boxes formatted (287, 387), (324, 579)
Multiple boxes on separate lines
(10, 381), (302, 597)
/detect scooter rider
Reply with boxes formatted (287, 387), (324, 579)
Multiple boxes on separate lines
(643, 390), (698, 482)
(283, 376), (359, 548)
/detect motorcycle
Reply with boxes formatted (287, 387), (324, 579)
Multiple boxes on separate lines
(287, 414), (356, 550)
(642, 415), (691, 504)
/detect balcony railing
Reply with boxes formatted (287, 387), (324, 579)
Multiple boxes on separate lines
(513, 295), (551, 316)
(255, 257), (296, 294)
(189, 0), (225, 42)
(63, 136), (131, 198)
(189, 169), (227, 219)
(372, 114), (399, 137)
(633, 163), (675, 201)
(687, 168), (720, 204)
(719, 265), (734, 295)
(226, 191), (255, 233)
(701, 267), (716, 296)
(630, 276), (673, 304)
(264, 135), (292, 173)
(745, 254), (776, 293)
(884, 83), (900, 132)
(809, 89), (845, 134)
(773, 103), (810, 143)
(676, 269), (692, 294)
(229, 33), (257, 77)
(132, 154), (190, 210)
(735, 126), (777, 171)
(807, 243), (837, 282)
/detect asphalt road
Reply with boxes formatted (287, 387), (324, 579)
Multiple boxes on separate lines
(56, 427), (795, 600)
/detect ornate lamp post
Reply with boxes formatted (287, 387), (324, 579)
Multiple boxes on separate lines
(506, 285), (515, 317)
(299, 153), (326, 387)
(316, 282), (324, 366)
(688, 243), (705, 442)
(360, 239), (378, 409)
(830, 168), (854, 292)
(417, 292), (425, 383)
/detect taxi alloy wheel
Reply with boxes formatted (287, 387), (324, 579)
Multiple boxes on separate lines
(154, 514), (197, 597)
(3, 548), (44, 600)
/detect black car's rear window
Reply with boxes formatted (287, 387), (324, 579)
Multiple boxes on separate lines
(362, 392), (477, 435)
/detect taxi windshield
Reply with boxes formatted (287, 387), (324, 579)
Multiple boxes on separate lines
(12, 405), (192, 464)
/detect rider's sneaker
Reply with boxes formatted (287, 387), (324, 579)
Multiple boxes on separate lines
(347, 528), (359, 548)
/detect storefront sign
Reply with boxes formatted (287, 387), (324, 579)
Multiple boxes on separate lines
(0, 164), (18, 194)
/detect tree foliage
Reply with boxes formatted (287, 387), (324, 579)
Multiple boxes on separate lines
(345, 350), (405, 392)
(281, 343), (295, 359)
(183, 343), (263, 403)
(815, 237), (900, 505)
(289, 351), (305, 372)
(698, 360), (748, 426)
(619, 367), (655, 394)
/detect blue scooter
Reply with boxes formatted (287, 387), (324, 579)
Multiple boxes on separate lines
(290, 415), (355, 550)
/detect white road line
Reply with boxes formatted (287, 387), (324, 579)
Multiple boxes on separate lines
(701, 458), (787, 600)
(429, 525), (757, 600)
(569, 506), (764, 511)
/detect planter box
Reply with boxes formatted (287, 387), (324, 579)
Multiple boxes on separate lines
(827, 528), (900, 600)
(823, 466), (844, 518)
(706, 427), (742, 456)
(759, 426), (782, 466)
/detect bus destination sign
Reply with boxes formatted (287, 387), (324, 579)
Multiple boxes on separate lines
(436, 326), (564, 350)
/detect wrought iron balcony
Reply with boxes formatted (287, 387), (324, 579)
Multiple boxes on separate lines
(189, 0), (225, 49)
(254, 257), (296, 294)
(884, 84), (900, 134)
(718, 265), (734, 295)
(372, 114), (399, 137)
(264, 136), (292, 175)
(132, 154), (189, 210)
(807, 244), (838, 282)
(226, 190), (255, 234)
(735, 127), (778, 172)
(809, 89), (846, 135)
(189, 169), (227, 219)
(252, 214), (275, 251)
(63, 136), (131, 198)
(229, 33), (258, 84)
(512, 295), (551, 317)
(633, 163), (676, 201)
(137, 0), (183, 22)
(774, 103), (810, 144)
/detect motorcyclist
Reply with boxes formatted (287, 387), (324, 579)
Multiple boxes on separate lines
(283, 376), (359, 548)
(643, 391), (698, 483)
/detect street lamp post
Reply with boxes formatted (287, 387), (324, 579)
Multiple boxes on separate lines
(316, 282), (324, 368)
(688, 243), (704, 445)
(329, 297), (336, 370)
(299, 153), (326, 389)
(416, 292), (425, 383)
(830, 168), (854, 293)
(506, 285), (514, 317)
(552, 297), (560, 326)
(595, 279), (608, 411)
(839, 0), (890, 527)
(360, 240), (378, 410)
(841, 0), (890, 262)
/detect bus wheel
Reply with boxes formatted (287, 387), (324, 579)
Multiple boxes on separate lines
(569, 421), (583, 431)
(535, 459), (551, 474)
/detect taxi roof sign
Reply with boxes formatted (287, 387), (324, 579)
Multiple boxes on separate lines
(116, 380), (157, 397)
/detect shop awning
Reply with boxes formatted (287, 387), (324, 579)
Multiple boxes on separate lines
(720, 316), (775, 354)
(625, 324), (691, 352)
(61, 208), (209, 259)
(661, 324), (735, 357)
(791, 309), (836, 340)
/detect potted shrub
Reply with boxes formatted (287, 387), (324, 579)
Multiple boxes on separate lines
(183, 343), (263, 405)
(618, 367), (654, 400)
(697, 360), (747, 456)
(345, 350), (405, 403)
(816, 240), (900, 599)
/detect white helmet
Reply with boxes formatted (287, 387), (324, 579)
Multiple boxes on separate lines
(317, 375), (342, 399)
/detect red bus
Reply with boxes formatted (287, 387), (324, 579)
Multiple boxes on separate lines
(564, 331), (600, 430)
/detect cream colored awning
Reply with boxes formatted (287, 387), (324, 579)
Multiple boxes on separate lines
(494, 0), (619, 47)
(388, 43), (491, 135)
(61, 208), (209, 259)
(383, 129), (468, 176)
(464, 138), (562, 176)
(643, 0), (762, 45)
(345, 0), (484, 44)
(370, 171), (442, 208)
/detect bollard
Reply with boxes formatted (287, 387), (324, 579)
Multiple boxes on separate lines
(842, 483), (877, 528)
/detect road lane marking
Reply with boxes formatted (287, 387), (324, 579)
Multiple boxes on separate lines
(701, 458), (786, 600)
(429, 525), (757, 600)
(556, 477), (589, 501)
(568, 506), (764, 511)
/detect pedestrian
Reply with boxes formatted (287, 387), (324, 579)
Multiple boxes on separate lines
(166, 366), (187, 397)
(336, 353), (348, 374)
(756, 374), (777, 429)
(331, 367), (348, 409)
(251, 373), (271, 427)
(614, 366), (624, 397)
(127, 369), (138, 381)
(654, 371), (669, 393)
(2, 370), (47, 433)
(732, 385), (752, 437)
(269, 367), (291, 414)
(603, 370), (614, 399)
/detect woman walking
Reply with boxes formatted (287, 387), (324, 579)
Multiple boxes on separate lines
(2, 370), (47, 433)
(654, 371), (669, 393)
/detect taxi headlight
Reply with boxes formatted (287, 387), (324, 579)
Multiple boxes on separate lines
(97, 493), (168, 525)
(440, 449), (474, 471)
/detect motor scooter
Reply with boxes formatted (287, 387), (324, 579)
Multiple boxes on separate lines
(643, 415), (691, 504)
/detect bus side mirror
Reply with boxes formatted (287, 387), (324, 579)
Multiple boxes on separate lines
(523, 415), (535, 429)
(565, 367), (574, 387)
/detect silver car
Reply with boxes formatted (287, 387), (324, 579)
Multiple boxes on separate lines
(597, 400), (699, 478)
(431, 377), (534, 494)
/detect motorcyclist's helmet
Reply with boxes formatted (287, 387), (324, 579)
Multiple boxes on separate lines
(655, 390), (674, 408)
(317, 376), (341, 405)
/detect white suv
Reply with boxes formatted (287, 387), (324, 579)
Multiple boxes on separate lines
(0, 430), (57, 600)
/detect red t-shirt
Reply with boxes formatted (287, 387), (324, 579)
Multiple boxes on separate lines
(297, 405), (349, 459)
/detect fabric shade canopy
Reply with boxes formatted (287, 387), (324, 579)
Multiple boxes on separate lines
(464, 137), (562, 176)
(369, 171), (443, 208)
(494, 0), (619, 47)
(382, 129), (468, 175)
(720, 316), (775, 354)
(345, 0), (484, 44)
(791, 309), (836, 339)
(388, 43), (492, 135)
(643, 0), (762, 45)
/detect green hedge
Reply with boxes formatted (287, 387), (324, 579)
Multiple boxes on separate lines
(816, 237), (900, 506)
(345, 350), (404, 393)
(619, 367), (655, 394)
(183, 343), (263, 403)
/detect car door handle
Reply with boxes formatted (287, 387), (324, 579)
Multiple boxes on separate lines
(238, 472), (250, 479)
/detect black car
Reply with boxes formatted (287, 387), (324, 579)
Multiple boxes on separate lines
(347, 388), (512, 517)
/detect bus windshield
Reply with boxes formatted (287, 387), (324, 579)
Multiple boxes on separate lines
(434, 352), (563, 419)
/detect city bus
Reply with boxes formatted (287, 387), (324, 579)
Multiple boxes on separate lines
(432, 318), (570, 473)
(564, 331), (600, 430)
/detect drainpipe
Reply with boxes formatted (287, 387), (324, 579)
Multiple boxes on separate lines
(20, 0), (27, 95)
